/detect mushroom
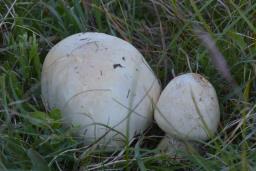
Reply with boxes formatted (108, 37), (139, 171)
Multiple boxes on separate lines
(41, 32), (161, 150)
(154, 73), (220, 154)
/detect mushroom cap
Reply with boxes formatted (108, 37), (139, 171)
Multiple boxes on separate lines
(154, 73), (220, 141)
(41, 32), (161, 149)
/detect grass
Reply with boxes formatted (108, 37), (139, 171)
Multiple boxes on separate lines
(1, 0), (256, 170)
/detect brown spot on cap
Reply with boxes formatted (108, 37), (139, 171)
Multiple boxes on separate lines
(192, 73), (210, 87)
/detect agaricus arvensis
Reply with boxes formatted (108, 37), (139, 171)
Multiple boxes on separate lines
(154, 73), (220, 153)
(41, 32), (161, 150)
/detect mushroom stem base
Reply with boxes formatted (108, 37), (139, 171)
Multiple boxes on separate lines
(157, 135), (198, 155)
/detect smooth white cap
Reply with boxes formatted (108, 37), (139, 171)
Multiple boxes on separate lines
(41, 32), (161, 149)
(154, 73), (220, 141)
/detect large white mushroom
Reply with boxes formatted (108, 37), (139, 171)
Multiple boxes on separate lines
(41, 32), (161, 150)
(154, 73), (220, 153)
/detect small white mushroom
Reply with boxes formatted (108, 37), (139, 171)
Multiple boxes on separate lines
(154, 73), (220, 154)
(41, 32), (161, 150)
